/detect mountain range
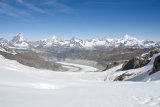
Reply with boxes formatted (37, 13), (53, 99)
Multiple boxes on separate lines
(1, 33), (160, 82)
(0, 33), (160, 49)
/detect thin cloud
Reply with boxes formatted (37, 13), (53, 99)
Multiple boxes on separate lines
(16, 0), (48, 14)
(0, 0), (75, 19)
(15, 0), (74, 14)
(43, 0), (75, 13)
(0, 1), (31, 17)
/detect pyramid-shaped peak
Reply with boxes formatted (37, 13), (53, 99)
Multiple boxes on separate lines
(11, 33), (26, 43)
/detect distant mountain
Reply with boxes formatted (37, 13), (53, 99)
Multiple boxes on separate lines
(9, 33), (29, 48)
(0, 34), (160, 50)
(0, 38), (8, 47)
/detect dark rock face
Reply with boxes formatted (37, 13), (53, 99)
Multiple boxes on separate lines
(122, 57), (150, 71)
(150, 55), (160, 75)
(113, 73), (133, 81)
(148, 49), (159, 57)
(102, 61), (127, 71)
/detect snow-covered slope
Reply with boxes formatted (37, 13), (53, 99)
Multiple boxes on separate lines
(143, 71), (160, 82)
(1, 55), (160, 107)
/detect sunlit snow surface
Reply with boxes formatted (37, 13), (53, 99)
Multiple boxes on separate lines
(0, 55), (160, 107)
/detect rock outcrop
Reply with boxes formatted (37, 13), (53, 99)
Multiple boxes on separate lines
(113, 73), (133, 81)
(150, 55), (160, 75)
(122, 57), (150, 70)
(122, 49), (160, 71)
(103, 60), (126, 71)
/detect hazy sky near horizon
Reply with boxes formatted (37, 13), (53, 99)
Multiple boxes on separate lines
(0, 0), (160, 41)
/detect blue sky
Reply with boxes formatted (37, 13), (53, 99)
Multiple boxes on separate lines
(0, 0), (160, 41)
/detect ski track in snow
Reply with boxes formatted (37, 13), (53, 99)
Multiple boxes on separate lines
(131, 96), (160, 107)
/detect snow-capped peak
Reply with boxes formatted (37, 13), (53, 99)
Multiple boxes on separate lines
(9, 33), (29, 48)
(0, 38), (8, 46)
(43, 36), (58, 41)
(11, 33), (26, 43)
(51, 36), (57, 40)
(121, 34), (137, 41)
(41, 36), (60, 47)
(113, 34), (143, 48)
